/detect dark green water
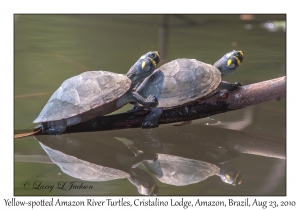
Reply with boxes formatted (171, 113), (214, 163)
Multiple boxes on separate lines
(14, 14), (286, 195)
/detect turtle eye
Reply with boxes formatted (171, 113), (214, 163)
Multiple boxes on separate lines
(149, 53), (155, 58)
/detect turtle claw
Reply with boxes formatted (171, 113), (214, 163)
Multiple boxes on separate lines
(141, 108), (163, 128)
(218, 90), (229, 100)
(145, 95), (158, 107)
(142, 121), (159, 129)
(234, 82), (242, 86)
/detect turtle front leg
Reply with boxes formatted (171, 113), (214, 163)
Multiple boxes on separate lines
(219, 81), (241, 91)
(132, 82), (141, 91)
(131, 92), (158, 107)
(142, 107), (163, 128)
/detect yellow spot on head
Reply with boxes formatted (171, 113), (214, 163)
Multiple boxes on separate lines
(139, 185), (147, 195)
(154, 51), (160, 59)
(234, 56), (241, 65)
(142, 61), (146, 69)
(239, 50), (244, 58)
(150, 185), (157, 195)
(233, 171), (241, 183)
(238, 177), (242, 185)
(149, 58), (157, 67)
(226, 173), (231, 181)
(227, 59), (232, 66)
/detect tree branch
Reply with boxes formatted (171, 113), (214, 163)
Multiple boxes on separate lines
(64, 76), (286, 133)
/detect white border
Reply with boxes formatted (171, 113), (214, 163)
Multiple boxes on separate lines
(3, 0), (298, 209)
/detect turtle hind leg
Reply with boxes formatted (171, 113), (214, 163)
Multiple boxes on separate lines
(219, 81), (241, 91)
(142, 108), (163, 128)
(203, 81), (241, 99)
(41, 119), (67, 135)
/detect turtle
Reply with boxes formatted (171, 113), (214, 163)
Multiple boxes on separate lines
(133, 50), (244, 128)
(140, 152), (242, 187)
(33, 51), (160, 134)
(128, 136), (242, 187)
(35, 133), (159, 195)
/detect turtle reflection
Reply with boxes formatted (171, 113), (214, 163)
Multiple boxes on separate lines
(128, 129), (242, 187)
(34, 134), (158, 195)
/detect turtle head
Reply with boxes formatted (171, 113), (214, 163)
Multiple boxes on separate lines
(219, 167), (242, 186)
(127, 168), (159, 195)
(213, 50), (244, 76)
(126, 51), (160, 87)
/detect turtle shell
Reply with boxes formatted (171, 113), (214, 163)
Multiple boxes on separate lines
(33, 71), (131, 123)
(39, 142), (130, 181)
(143, 153), (220, 186)
(137, 59), (221, 108)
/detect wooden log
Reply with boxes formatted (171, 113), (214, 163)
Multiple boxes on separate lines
(65, 76), (286, 133)
(14, 76), (286, 137)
